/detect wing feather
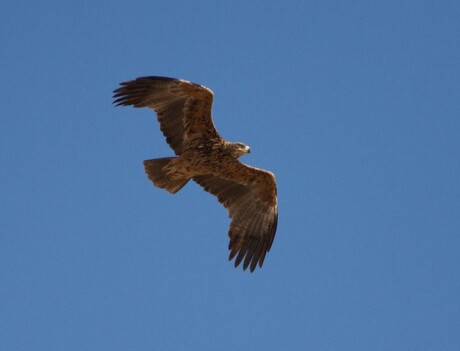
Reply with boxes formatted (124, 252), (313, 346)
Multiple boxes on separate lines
(193, 162), (278, 272)
(113, 76), (219, 155)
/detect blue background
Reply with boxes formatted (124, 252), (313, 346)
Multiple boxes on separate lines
(1, 1), (459, 350)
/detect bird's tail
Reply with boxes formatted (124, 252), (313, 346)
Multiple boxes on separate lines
(143, 158), (190, 194)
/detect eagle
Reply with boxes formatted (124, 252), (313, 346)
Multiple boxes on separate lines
(113, 76), (278, 272)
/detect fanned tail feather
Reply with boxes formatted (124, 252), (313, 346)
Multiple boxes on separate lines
(143, 158), (190, 194)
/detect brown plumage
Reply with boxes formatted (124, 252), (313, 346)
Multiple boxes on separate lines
(113, 76), (278, 272)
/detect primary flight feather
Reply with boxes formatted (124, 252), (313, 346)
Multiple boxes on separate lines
(113, 76), (278, 272)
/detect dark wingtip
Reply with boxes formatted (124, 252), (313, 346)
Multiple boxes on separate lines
(228, 238), (263, 273)
(112, 85), (129, 106)
(112, 76), (179, 108)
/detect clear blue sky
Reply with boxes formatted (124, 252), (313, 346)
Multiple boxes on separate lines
(1, 1), (459, 350)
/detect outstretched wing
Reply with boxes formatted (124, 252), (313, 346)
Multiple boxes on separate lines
(193, 161), (278, 272)
(113, 76), (220, 155)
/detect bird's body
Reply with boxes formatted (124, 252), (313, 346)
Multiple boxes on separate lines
(113, 76), (278, 272)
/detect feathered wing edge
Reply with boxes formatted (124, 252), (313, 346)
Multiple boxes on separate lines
(113, 76), (218, 155)
(193, 172), (278, 272)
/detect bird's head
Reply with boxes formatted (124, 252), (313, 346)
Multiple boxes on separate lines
(225, 142), (251, 158)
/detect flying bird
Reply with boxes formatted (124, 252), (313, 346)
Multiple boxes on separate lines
(113, 76), (278, 272)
